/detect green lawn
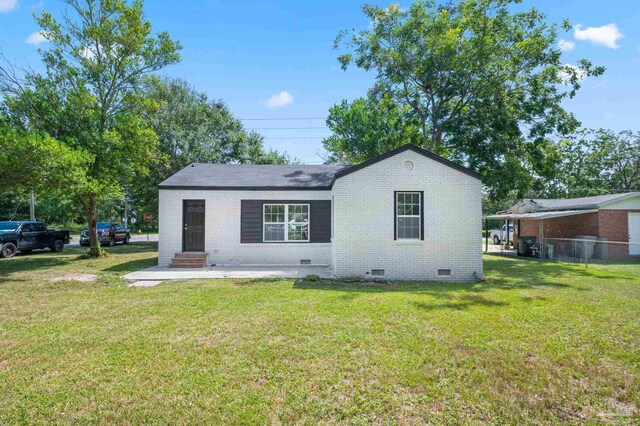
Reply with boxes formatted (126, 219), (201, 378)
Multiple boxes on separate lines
(0, 245), (638, 424)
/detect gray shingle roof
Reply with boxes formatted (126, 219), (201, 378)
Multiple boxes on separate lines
(159, 144), (482, 190)
(529, 193), (640, 211)
(159, 164), (348, 190)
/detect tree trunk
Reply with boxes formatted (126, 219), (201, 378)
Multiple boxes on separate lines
(428, 128), (444, 155)
(83, 193), (103, 258)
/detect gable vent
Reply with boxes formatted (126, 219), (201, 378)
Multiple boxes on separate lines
(371, 269), (385, 277)
(300, 259), (311, 265)
(438, 269), (451, 276)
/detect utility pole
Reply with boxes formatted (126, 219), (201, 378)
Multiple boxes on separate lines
(123, 197), (128, 227)
(29, 190), (35, 221)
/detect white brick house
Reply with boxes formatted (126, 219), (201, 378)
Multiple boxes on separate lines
(158, 144), (483, 282)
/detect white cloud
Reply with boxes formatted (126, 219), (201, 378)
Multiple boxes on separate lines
(558, 39), (575, 52)
(25, 31), (48, 46)
(574, 23), (623, 49)
(0, 0), (17, 13)
(558, 64), (587, 85)
(265, 91), (293, 108)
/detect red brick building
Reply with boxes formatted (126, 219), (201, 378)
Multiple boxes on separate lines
(487, 193), (640, 257)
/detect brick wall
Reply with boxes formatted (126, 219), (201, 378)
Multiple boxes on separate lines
(518, 219), (538, 238)
(518, 209), (640, 243)
(331, 150), (482, 282)
(159, 150), (483, 281)
(158, 189), (332, 266)
(519, 212), (599, 241)
(599, 209), (640, 242)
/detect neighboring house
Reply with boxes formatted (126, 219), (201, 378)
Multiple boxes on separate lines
(489, 193), (640, 256)
(158, 144), (483, 282)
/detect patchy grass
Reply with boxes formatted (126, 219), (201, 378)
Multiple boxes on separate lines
(0, 247), (638, 424)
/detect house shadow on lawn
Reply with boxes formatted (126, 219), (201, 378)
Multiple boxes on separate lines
(285, 280), (515, 311)
(414, 294), (508, 311)
(220, 257), (631, 314)
(103, 257), (158, 273)
(285, 256), (620, 297)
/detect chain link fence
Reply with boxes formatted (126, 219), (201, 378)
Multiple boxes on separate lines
(542, 238), (640, 265)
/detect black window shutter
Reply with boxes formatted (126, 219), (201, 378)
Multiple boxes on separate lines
(420, 191), (424, 240)
(241, 200), (331, 243)
(393, 191), (398, 240)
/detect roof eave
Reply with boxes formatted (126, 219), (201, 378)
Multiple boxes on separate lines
(484, 209), (599, 220)
(596, 192), (640, 208)
(158, 185), (333, 191)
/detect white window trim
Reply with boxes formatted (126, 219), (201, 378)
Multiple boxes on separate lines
(263, 203), (311, 243)
(396, 192), (421, 240)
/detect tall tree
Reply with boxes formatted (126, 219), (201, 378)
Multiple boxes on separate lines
(130, 77), (291, 216)
(332, 0), (604, 200)
(0, 122), (90, 194)
(322, 90), (422, 163)
(549, 129), (640, 197)
(0, 117), (90, 223)
(0, 0), (181, 256)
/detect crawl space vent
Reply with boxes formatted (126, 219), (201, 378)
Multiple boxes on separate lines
(438, 269), (451, 276)
(371, 269), (385, 277)
(300, 259), (311, 265)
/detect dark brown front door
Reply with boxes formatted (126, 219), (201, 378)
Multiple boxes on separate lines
(183, 200), (205, 252)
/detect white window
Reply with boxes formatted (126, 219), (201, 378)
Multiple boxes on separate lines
(263, 204), (310, 242)
(396, 192), (421, 240)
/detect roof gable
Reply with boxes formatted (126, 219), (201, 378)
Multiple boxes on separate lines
(332, 144), (482, 183)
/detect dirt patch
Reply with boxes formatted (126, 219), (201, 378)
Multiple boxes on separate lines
(49, 273), (98, 283)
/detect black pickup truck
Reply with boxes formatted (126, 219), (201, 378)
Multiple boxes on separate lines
(0, 221), (70, 259)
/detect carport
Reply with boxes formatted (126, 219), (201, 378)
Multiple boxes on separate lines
(483, 210), (598, 253)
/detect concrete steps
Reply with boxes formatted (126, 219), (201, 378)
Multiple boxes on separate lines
(170, 253), (208, 268)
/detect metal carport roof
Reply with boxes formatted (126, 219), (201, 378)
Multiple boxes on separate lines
(483, 209), (599, 221)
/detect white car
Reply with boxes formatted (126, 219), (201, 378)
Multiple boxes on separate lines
(489, 224), (515, 244)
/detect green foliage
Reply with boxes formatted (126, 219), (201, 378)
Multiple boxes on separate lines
(144, 77), (289, 168)
(322, 92), (422, 163)
(547, 129), (640, 197)
(332, 0), (604, 201)
(130, 77), (291, 215)
(0, 0), (181, 256)
(0, 123), (90, 193)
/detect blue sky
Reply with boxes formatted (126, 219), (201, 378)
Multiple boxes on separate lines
(1, 0), (639, 163)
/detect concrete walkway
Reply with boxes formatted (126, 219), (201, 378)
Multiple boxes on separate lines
(122, 265), (334, 281)
(485, 244), (517, 256)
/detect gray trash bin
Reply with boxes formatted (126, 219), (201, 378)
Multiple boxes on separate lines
(576, 236), (597, 260)
(518, 236), (537, 257)
(546, 244), (554, 259)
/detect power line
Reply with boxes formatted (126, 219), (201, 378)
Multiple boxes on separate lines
(248, 127), (329, 130)
(263, 136), (328, 140)
(240, 117), (326, 121)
